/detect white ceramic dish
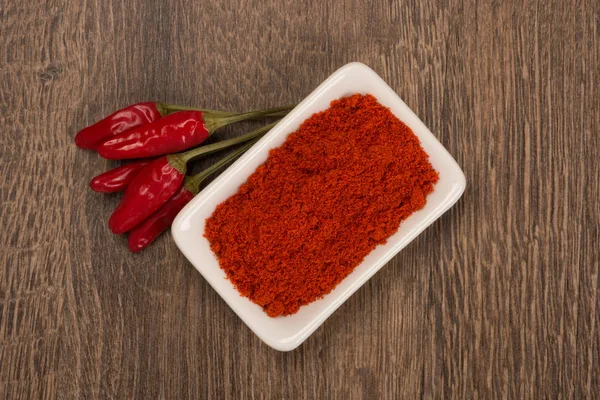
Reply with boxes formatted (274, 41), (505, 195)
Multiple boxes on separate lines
(172, 62), (466, 351)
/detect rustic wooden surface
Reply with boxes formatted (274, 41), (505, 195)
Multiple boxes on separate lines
(1, 0), (599, 398)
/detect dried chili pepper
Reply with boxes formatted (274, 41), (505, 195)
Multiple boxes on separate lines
(205, 94), (440, 317)
(97, 105), (292, 160)
(127, 142), (254, 252)
(109, 122), (276, 234)
(74, 101), (286, 151)
(89, 159), (152, 193)
(108, 156), (182, 234)
(75, 102), (164, 150)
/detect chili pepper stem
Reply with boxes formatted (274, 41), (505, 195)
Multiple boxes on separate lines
(183, 140), (257, 194)
(165, 154), (188, 175)
(203, 105), (294, 133)
(156, 103), (236, 117)
(157, 103), (294, 119)
(166, 120), (278, 173)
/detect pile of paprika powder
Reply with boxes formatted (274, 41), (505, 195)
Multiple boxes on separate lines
(204, 94), (439, 317)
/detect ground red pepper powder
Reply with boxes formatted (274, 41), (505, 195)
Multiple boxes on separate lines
(204, 94), (439, 317)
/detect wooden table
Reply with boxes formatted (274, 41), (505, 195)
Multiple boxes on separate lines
(1, 1), (598, 398)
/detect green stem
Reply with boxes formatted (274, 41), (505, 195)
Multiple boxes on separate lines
(156, 103), (235, 117)
(184, 140), (257, 194)
(177, 120), (278, 164)
(203, 105), (295, 133)
(157, 103), (295, 119)
(246, 110), (290, 118)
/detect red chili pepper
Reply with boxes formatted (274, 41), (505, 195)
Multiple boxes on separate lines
(108, 156), (183, 234)
(127, 142), (251, 252)
(89, 159), (152, 193)
(97, 105), (292, 160)
(75, 102), (239, 151)
(127, 187), (194, 252)
(75, 102), (164, 150)
(109, 122), (277, 234)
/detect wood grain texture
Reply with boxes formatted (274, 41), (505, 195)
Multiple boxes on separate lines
(0, 0), (598, 398)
